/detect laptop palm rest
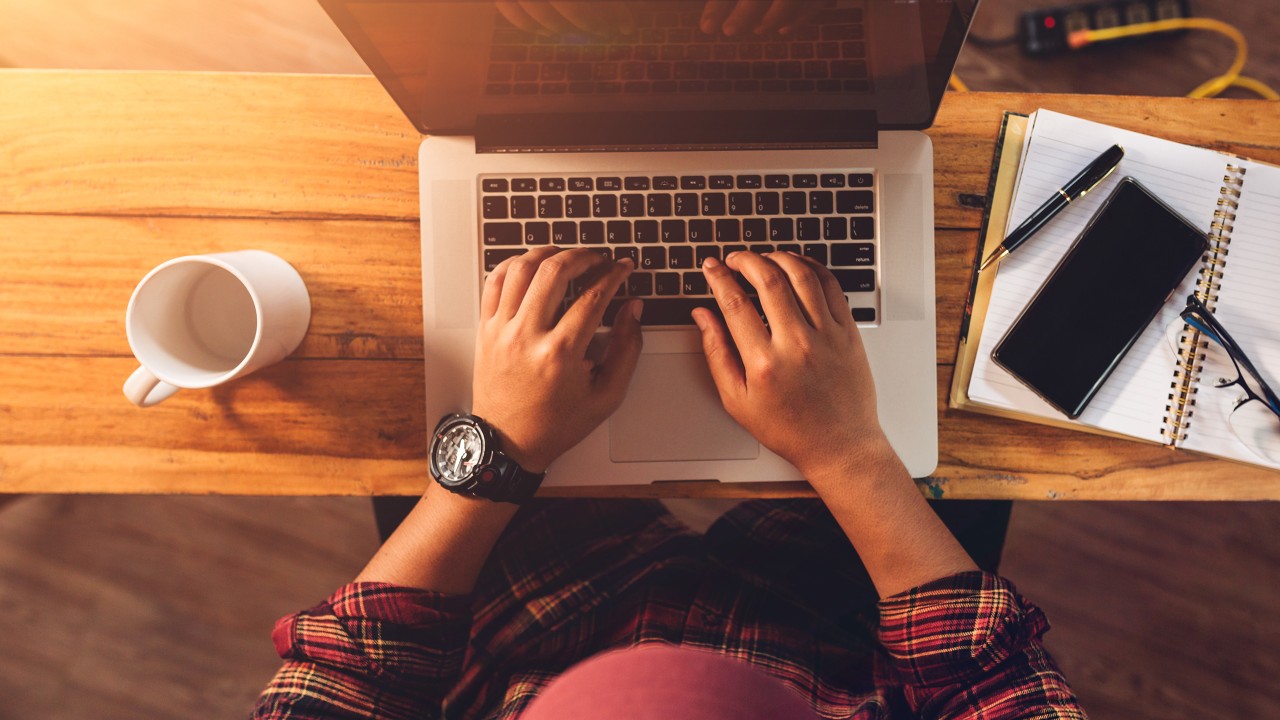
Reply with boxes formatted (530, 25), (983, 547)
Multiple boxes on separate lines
(609, 352), (759, 464)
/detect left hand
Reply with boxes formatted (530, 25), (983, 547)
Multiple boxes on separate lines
(700, 0), (821, 36)
(472, 247), (644, 473)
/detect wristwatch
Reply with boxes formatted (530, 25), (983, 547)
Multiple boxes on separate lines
(428, 413), (545, 504)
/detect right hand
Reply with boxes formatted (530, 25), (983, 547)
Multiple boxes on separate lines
(693, 252), (892, 485)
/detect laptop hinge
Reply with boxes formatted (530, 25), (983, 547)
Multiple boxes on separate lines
(475, 111), (878, 153)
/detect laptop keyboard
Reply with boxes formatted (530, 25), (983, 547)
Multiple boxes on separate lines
(479, 172), (879, 326)
(486, 7), (870, 96)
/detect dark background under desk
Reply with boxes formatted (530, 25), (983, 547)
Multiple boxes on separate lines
(1, 1), (1278, 718)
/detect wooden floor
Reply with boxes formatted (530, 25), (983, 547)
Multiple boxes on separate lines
(2, 1), (1279, 717)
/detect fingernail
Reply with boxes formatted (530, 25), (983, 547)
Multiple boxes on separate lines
(726, 251), (740, 261)
(787, 250), (802, 257)
(618, 256), (635, 268)
(630, 299), (644, 321)
(723, 22), (738, 36)
(703, 257), (720, 269)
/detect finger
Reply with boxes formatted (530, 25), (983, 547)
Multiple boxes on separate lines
(519, 1), (577, 34)
(555, 258), (634, 351)
(722, 0), (771, 36)
(724, 251), (807, 335)
(496, 1), (545, 34)
(792, 252), (851, 325)
(594, 298), (645, 402)
(496, 246), (562, 321)
(702, 256), (770, 357)
(756, 0), (802, 35)
(777, 1), (822, 35)
(692, 307), (747, 404)
(700, 0), (736, 34)
(767, 250), (832, 328)
(518, 248), (612, 329)
(480, 254), (518, 321)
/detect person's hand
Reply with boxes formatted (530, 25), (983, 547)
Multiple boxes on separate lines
(496, 1), (637, 37)
(699, 0), (822, 37)
(472, 247), (644, 473)
(693, 251), (887, 485)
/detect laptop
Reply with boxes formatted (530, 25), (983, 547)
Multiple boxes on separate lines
(320, 0), (978, 484)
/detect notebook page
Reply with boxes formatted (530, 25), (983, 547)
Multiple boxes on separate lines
(1181, 159), (1280, 469)
(967, 110), (1226, 442)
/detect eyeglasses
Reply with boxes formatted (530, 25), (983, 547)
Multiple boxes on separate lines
(1165, 294), (1280, 464)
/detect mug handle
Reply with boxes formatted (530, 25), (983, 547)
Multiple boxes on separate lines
(123, 366), (181, 408)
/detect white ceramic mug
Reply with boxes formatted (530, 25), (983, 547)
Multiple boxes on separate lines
(123, 251), (311, 407)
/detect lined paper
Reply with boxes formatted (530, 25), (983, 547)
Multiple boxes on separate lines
(1181, 159), (1280, 469)
(967, 110), (1225, 443)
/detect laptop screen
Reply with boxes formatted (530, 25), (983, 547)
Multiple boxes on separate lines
(320, 0), (977, 135)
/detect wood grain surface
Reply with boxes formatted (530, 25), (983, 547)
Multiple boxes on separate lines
(2, 70), (1280, 498)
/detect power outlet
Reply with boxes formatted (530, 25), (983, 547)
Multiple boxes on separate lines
(1019, 0), (1191, 56)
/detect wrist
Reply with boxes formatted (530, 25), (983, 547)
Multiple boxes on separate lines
(469, 407), (556, 474)
(802, 430), (906, 498)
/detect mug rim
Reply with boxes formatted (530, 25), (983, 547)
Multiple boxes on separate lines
(125, 254), (266, 389)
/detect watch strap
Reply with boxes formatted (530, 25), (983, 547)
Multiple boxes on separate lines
(484, 452), (545, 504)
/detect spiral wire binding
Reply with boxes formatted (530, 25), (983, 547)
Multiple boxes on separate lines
(1162, 163), (1245, 445)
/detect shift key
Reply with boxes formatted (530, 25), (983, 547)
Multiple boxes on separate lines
(832, 269), (875, 292)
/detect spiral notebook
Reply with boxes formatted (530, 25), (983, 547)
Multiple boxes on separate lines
(952, 109), (1280, 471)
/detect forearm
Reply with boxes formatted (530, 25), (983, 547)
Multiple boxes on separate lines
(807, 433), (977, 599)
(355, 484), (518, 594)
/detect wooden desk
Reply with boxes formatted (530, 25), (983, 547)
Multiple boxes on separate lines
(2, 70), (1278, 499)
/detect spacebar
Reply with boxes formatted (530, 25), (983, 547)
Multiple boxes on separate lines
(602, 297), (763, 327)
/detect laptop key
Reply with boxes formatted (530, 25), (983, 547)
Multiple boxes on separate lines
(777, 243), (802, 254)
(566, 195), (591, 218)
(614, 246), (639, 265)
(736, 175), (763, 189)
(836, 190), (874, 214)
(695, 246), (721, 267)
(802, 243), (827, 265)
(625, 176), (650, 190)
(635, 220), (660, 243)
(728, 192), (753, 216)
(627, 272), (654, 296)
(661, 220), (686, 243)
(655, 272), (681, 295)
(765, 174), (790, 188)
(793, 174), (817, 188)
(849, 217), (874, 239)
(715, 219), (740, 243)
(484, 248), (525, 271)
(669, 246), (694, 269)
(849, 173), (873, 187)
(683, 272), (708, 295)
(680, 176), (707, 190)
(482, 196), (508, 219)
(511, 196), (536, 219)
(540, 177), (565, 192)
(674, 193), (699, 217)
(641, 246), (666, 269)
(742, 219), (767, 242)
(483, 222), (522, 246)
(820, 173), (846, 187)
(525, 222), (551, 245)
(688, 219), (714, 243)
(579, 221), (605, 244)
(593, 194), (619, 218)
(606, 220), (631, 244)
(512, 178), (538, 192)
(552, 221), (577, 245)
(810, 191), (834, 214)
(782, 191), (806, 215)
(620, 194), (645, 217)
(538, 195), (564, 218)
(755, 192), (780, 215)
(653, 176), (678, 190)
(482, 179), (509, 193)
(597, 177), (623, 191)
(823, 217), (848, 240)
(749, 244), (774, 255)
(602, 296), (763, 327)
(569, 177), (593, 191)
(648, 194), (673, 217)
(701, 192), (727, 216)
(832, 269), (875, 292)
(769, 218), (794, 241)
(831, 242), (874, 266)
(709, 175), (734, 189)
(852, 307), (876, 323)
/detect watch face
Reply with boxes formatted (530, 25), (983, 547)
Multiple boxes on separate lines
(433, 420), (485, 486)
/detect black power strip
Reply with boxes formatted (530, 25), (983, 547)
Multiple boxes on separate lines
(1019, 0), (1192, 55)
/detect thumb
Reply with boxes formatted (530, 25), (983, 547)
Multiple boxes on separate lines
(693, 308), (746, 405)
(595, 299), (645, 401)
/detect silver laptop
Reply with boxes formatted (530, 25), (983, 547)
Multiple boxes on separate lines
(321, 0), (978, 484)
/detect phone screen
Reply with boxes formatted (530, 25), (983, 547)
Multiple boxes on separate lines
(992, 178), (1209, 418)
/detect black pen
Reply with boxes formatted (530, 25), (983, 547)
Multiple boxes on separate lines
(980, 144), (1125, 272)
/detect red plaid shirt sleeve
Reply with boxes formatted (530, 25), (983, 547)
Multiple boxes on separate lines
(877, 571), (1085, 719)
(252, 582), (471, 720)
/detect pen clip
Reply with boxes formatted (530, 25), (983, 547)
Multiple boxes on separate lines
(1076, 161), (1121, 200)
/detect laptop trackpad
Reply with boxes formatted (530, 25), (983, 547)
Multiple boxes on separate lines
(609, 353), (760, 463)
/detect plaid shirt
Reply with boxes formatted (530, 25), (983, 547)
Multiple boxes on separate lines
(253, 500), (1084, 719)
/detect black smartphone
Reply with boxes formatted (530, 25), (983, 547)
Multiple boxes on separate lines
(992, 177), (1209, 419)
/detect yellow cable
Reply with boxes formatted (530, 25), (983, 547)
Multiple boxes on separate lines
(1229, 75), (1280, 101)
(1068, 17), (1278, 100)
(949, 73), (969, 92)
